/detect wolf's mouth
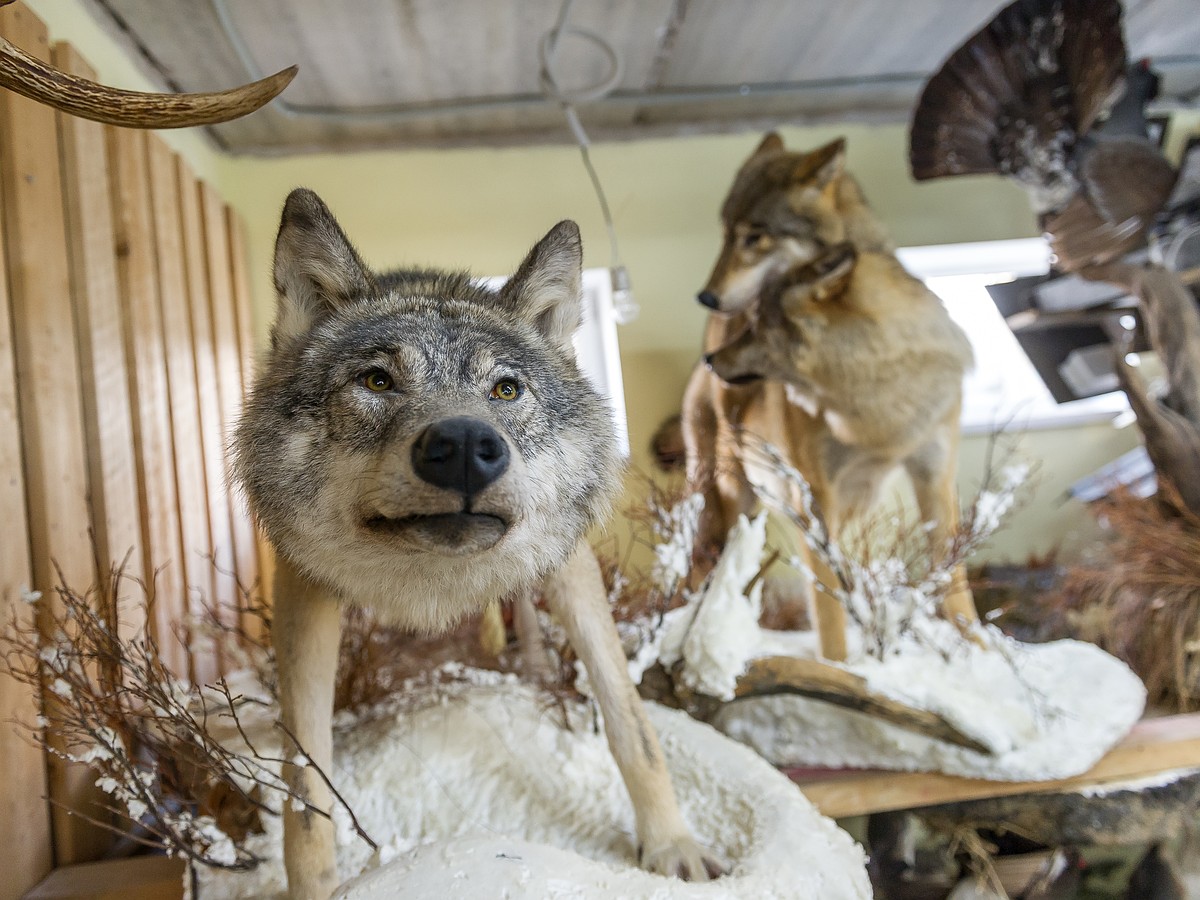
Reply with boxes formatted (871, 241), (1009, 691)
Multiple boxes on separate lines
(362, 511), (509, 555)
(722, 372), (763, 386)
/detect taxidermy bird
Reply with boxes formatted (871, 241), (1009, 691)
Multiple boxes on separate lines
(910, 0), (1177, 275)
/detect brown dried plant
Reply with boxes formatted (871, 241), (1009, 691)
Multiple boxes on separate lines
(1052, 484), (1200, 711)
(0, 564), (376, 870)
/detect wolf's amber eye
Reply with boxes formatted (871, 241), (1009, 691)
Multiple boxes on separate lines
(490, 379), (520, 401)
(742, 230), (767, 250)
(361, 370), (393, 393)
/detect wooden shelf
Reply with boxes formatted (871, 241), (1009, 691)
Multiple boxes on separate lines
(790, 713), (1200, 819)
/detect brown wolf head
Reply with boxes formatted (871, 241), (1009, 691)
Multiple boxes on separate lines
(234, 190), (622, 632)
(705, 242), (857, 386)
(698, 133), (850, 315)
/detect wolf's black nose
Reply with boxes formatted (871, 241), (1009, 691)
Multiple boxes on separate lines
(697, 291), (720, 310)
(413, 417), (509, 496)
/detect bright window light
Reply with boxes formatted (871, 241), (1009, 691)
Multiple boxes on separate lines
(897, 240), (1128, 433)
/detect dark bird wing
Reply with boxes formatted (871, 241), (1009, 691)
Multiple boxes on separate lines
(1080, 138), (1178, 227)
(910, 0), (1126, 210)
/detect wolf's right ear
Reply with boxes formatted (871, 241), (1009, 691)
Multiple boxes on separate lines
(792, 137), (846, 192)
(271, 188), (374, 346)
(499, 221), (583, 353)
(753, 132), (784, 157)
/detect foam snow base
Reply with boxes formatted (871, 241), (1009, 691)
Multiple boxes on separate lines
(200, 672), (869, 899)
(713, 636), (1146, 781)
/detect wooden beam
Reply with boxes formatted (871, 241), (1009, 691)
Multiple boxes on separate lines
(0, 72), (52, 898)
(105, 127), (187, 677)
(793, 712), (1200, 819)
(0, 0), (106, 865)
(52, 42), (145, 644)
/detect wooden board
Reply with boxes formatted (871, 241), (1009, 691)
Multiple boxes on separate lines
(144, 137), (218, 685)
(0, 1), (107, 866)
(793, 712), (1200, 819)
(200, 183), (260, 620)
(105, 127), (188, 678)
(0, 93), (53, 900)
(24, 855), (186, 900)
(176, 162), (237, 643)
(226, 209), (275, 621)
(52, 43), (146, 644)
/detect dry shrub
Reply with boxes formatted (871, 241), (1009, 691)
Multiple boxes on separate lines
(1052, 486), (1200, 711)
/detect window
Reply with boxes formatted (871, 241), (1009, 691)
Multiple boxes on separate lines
(897, 240), (1129, 433)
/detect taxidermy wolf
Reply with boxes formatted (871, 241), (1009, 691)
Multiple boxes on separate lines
(234, 189), (719, 898)
(682, 133), (977, 660)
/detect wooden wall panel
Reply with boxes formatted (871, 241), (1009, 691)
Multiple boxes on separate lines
(0, 2), (107, 866)
(176, 161), (238, 645)
(53, 43), (146, 643)
(227, 211), (275, 620)
(200, 184), (260, 620)
(106, 128), (189, 678)
(145, 138), (219, 685)
(0, 116), (54, 900)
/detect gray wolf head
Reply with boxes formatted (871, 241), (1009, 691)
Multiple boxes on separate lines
(705, 242), (857, 387)
(234, 189), (622, 632)
(698, 133), (849, 315)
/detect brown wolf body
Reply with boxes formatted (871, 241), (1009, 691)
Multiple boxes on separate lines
(235, 190), (718, 898)
(683, 134), (976, 660)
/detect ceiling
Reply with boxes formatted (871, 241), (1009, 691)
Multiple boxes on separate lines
(82, 0), (1200, 156)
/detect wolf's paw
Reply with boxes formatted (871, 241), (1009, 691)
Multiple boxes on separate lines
(639, 835), (726, 881)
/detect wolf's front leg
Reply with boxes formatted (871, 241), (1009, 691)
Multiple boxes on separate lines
(273, 558), (342, 899)
(543, 541), (722, 881)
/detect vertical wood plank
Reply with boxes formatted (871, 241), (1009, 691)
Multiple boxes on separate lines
(53, 43), (146, 644)
(200, 185), (260, 622)
(0, 108), (53, 900)
(106, 127), (188, 677)
(145, 137), (219, 685)
(0, 2), (108, 865)
(227, 210), (275, 620)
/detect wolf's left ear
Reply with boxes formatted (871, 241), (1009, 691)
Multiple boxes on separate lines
(499, 220), (583, 352)
(271, 188), (374, 346)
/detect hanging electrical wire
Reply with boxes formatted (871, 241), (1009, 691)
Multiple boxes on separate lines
(537, 0), (639, 324)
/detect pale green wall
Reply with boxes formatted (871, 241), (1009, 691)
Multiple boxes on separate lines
(24, 2), (1142, 564)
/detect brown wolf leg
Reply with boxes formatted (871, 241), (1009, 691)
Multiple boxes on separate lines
(274, 557), (342, 900)
(905, 447), (979, 632)
(512, 589), (555, 681)
(805, 487), (849, 662)
(543, 540), (721, 880)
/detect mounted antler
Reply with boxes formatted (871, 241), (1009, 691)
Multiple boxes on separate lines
(0, 20), (295, 129)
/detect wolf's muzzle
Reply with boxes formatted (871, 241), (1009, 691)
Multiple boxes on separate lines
(413, 416), (510, 496)
(697, 290), (720, 310)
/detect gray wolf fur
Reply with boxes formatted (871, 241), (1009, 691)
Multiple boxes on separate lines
(683, 133), (977, 660)
(235, 189), (718, 897)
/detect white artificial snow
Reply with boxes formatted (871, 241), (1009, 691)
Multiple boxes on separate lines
(713, 629), (1146, 782)
(659, 513), (768, 701)
(199, 671), (869, 899)
(652, 493), (706, 596)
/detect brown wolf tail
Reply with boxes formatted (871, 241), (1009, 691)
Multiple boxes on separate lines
(909, 0), (1125, 183)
